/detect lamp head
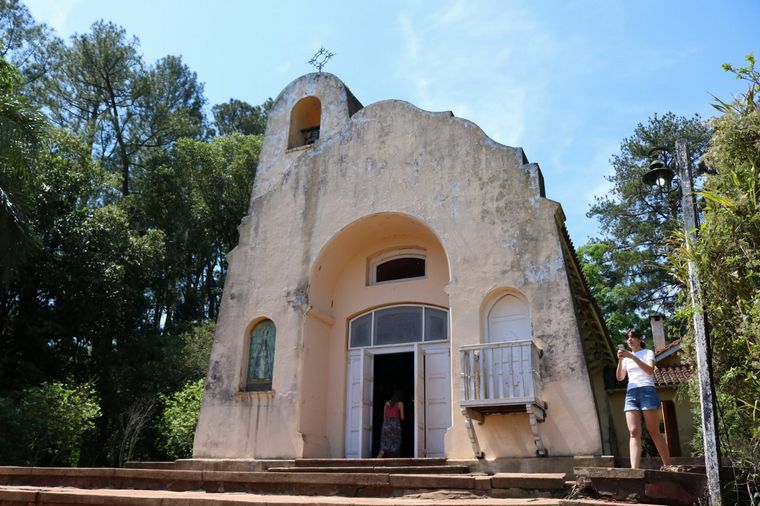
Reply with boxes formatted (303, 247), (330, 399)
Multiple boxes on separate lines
(643, 159), (675, 188)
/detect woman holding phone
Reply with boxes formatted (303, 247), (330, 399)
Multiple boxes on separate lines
(616, 329), (671, 468)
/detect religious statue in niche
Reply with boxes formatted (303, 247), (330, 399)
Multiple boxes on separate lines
(247, 320), (275, 390)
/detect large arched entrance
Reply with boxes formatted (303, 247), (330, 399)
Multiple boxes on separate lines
(304, 213), (451, 458)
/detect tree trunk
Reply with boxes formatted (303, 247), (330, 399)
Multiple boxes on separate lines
(104, 78), (131, 196)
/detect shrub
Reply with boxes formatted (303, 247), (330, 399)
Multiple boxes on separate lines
(0, 381), (101, 466)
(157, 379), (204, 459)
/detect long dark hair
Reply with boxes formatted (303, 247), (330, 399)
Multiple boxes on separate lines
(626, 329), (646, 348)
(389, 390), (403, 404)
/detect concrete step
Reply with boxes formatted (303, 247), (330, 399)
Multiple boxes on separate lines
(573, 467), (707, 506)
(0, 467), (568, 499)
(269, 465), (470, 474)
(124, 461), (176, 469)
(0, 485), (617, 506)
(294, 458), (448, 467)
(0, 485), (676, 505)
(169, 456), (614, 476)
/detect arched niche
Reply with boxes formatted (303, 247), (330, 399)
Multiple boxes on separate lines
(240, 317), (276, 392)
(288, 96), (321, 149)
(482, 289), (532, 343)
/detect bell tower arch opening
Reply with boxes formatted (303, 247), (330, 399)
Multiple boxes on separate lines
(288, 96), (321, 149)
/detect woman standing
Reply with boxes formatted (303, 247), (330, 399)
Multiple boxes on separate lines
(616, 329), (671, 468)
(377, 390), (404, 458)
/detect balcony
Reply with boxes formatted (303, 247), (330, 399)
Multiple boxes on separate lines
(459, 340), (545, 415)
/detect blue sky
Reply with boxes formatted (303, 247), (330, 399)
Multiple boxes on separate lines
(25, 0), (759, 244)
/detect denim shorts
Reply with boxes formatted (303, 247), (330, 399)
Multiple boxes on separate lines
(624, 386), (661, 412)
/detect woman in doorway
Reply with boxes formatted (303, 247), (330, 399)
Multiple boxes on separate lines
(377, 390), (404, 458)
(616, 329), (671, 468)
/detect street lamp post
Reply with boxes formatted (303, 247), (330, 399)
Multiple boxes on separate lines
(644, 139), (722, 506)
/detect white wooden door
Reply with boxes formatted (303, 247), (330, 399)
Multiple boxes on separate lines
(345, 349), (373, 457)
(414, 344), (425, 457)
(423, 346), (451, 457)
(487, 293), (531, 343)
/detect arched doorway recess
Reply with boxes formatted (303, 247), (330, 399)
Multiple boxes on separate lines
(303, 213), (452, 458)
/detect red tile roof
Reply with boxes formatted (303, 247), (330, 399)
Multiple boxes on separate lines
(654, 364), (692, 385)
(656, 338), (683, 355)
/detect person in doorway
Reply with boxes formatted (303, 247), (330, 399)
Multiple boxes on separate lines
(377, 390), (404, 458)
(616, 329), (671, 468)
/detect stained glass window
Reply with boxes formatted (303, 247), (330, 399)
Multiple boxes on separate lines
(246, 320), (276, 391)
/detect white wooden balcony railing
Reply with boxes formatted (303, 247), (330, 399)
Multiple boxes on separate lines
(459, 340), (543, 409)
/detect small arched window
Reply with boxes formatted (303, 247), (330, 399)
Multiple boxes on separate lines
(245, 319), (276, 391)
(288, 96), (321, 149)
(369, 248), (426, 284)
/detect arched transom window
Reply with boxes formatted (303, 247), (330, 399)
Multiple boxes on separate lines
(349, 305), (448, 348)
(369, 248), (426, 285)
(245, 319), (276, 391)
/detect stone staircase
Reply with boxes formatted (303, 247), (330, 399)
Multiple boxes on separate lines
(0, 458), (575, 505)
(0, 458), (711, 505)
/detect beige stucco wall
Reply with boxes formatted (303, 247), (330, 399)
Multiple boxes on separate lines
(193, 72), (605, 459)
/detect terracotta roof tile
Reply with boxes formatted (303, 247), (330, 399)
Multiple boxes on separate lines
(654, 364), (692, 385)
(655, 338), (683, 355)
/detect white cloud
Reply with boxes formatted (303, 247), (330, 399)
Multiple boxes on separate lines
(394, 1), (606, 150)
(25, 0), (82, 34)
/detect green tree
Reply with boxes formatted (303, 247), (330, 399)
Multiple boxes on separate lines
(673, 54), (760, 500)
(212, 98), (272, 136)
(0, 55), (42, 287)
(577, 242), (648, 344)
(0, 126), (168, 464)
(0, 381), (101, 466)
(131, 134), (260, 330)
(159, 321), (215, 391)
(36, 21), (205, 195)
(157, 379), (204, 459)
(0, 0), (59, 86)
(0, 9), (261, 464)
(585, 113), (712, 337)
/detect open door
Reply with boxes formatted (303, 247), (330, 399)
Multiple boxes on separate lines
(414, 344), (425, 457)
(424, 345), (451, 457)
(411, 345), (451, 457)
(345, 349), (373, 457)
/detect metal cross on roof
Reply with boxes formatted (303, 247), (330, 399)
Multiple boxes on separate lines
(308, 46), (335, 73)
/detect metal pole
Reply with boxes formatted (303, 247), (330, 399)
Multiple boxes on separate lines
(675, 139), (722, 505)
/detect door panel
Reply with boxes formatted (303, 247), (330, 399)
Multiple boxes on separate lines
(360, 349), (373, 457)
(345, 350), (362, 457)
(424, 346), (451, 457)
(414, 344), (425, 457)
(345, 349), (374, 457)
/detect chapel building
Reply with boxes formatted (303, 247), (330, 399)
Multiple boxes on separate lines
(193, 73), (616, 462)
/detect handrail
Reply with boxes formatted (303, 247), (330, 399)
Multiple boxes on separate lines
(459, 339), (533, 351)
(459, 340), (542, 407)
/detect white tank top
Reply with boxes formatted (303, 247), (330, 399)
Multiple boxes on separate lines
(625, 349), (656, 389)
